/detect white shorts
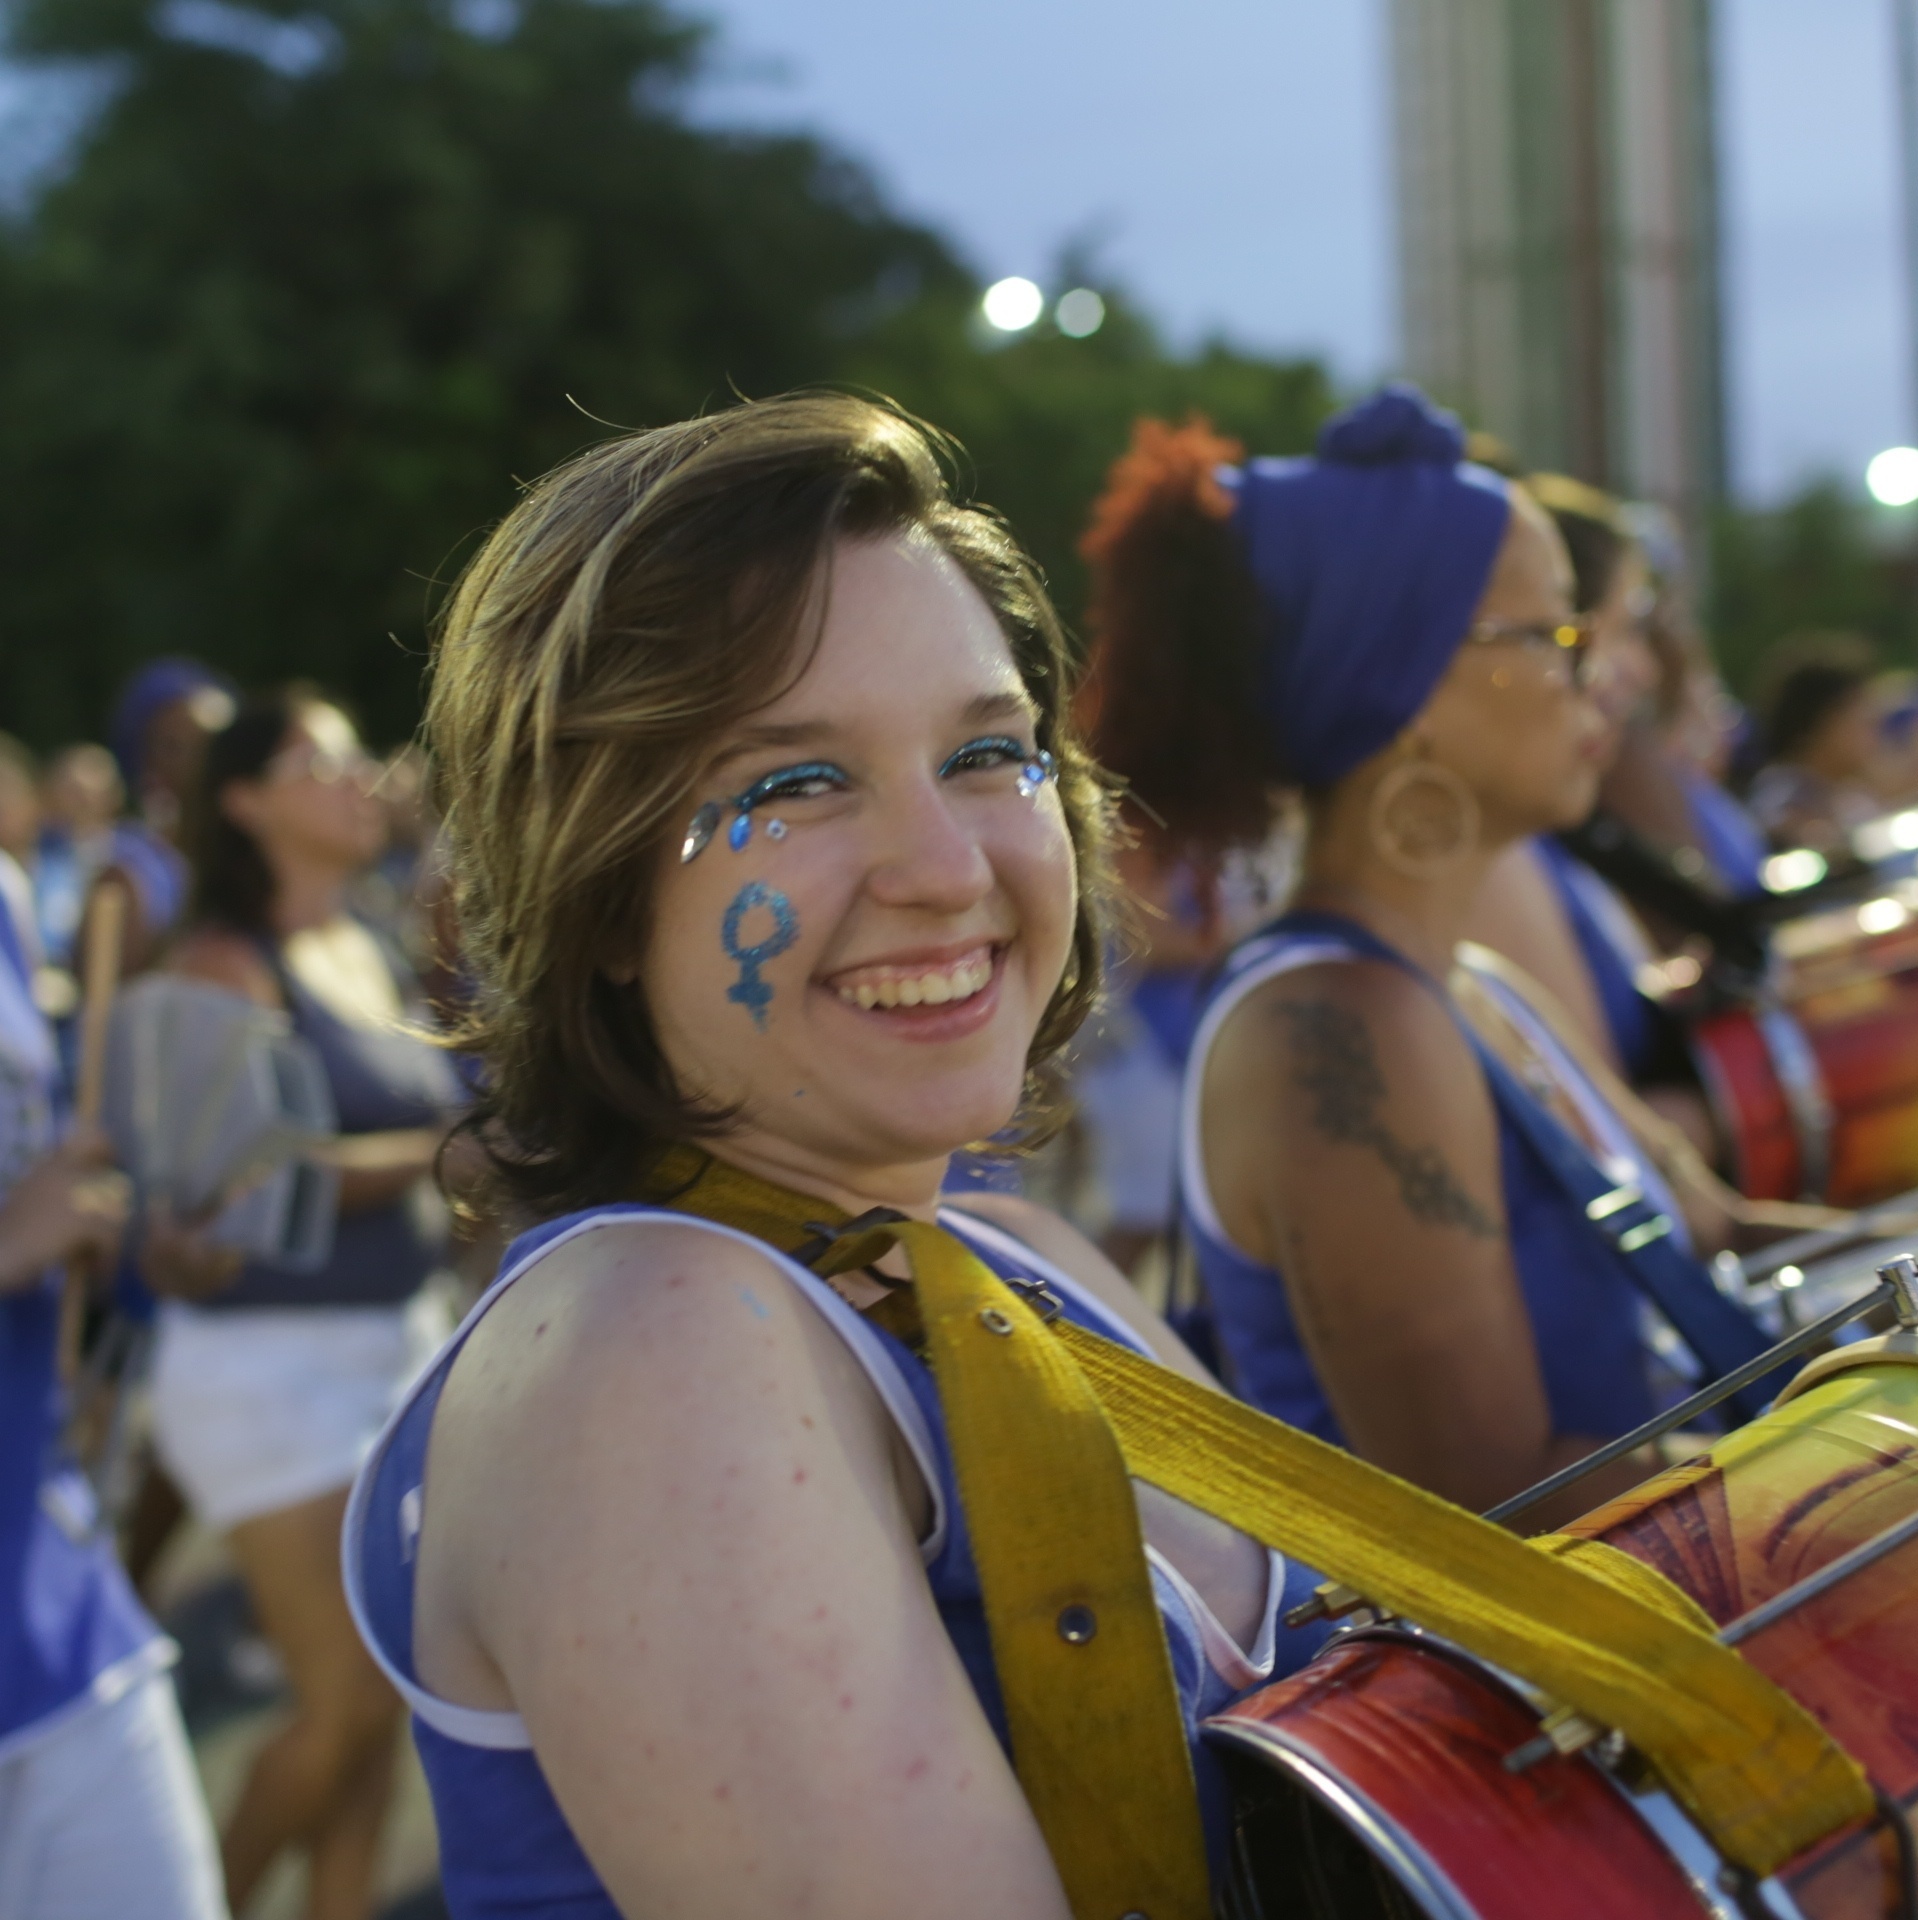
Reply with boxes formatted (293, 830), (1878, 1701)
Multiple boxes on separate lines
(151, 1290), (449, 1532)
(0, 1669), (227, 1920)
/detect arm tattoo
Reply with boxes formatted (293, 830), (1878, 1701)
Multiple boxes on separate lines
(1275, 999), (1501, 1239)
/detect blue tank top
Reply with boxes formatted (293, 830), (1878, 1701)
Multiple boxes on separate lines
(1179, 917), (1660, 1446)
(346, 1203), (1327, 1916)
(206, 929), (463, 1310)
(0, 876), (162, 1752)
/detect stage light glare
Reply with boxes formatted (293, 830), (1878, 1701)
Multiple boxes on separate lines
(1867, 446), (1918, 506)
(981, 277), (1044, 332)
(1055, 288), (1105, 338)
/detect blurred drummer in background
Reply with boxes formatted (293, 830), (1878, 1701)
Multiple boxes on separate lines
(1463, 477), (1677, 1085)
(152, 687), (465, 1920)
(1079, 386), (1759, 1515)
(1745, 631), (1894, 851)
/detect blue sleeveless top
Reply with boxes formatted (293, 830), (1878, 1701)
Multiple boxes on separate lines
(206, 930), (462, 1311)
(1179, 917), (1663, 1446)
(346, 1202), (1325, 1915)
(0, 873), (163, 1754)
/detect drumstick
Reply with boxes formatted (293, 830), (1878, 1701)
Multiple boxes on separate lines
(56, 877), (127, 1385)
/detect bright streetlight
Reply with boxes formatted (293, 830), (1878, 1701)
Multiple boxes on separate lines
(1868, 445), (1918, 506)
(981, 277), (1044, 332)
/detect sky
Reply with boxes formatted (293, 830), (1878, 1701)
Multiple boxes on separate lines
(691, 0), (1915, 505)
(0, 1), (1904, 503)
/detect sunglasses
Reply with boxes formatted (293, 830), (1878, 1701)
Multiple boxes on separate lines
(1463, 617), (1595, 689)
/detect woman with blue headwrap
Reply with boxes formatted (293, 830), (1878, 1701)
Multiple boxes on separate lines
(1080, 386), (1769, 1517)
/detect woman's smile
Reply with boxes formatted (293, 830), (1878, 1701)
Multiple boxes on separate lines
(823, 940), (1007, 1038)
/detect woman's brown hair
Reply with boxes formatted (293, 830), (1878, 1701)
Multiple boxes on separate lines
(428, 392), (1112, 1219)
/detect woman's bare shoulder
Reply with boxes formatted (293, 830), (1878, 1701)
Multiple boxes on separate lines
(443, 1213), (829, 1428)
(164, 925), (283, 1008)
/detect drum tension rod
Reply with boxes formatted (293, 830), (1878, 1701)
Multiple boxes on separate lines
(1286, 1258), (1918, 1634)
(1485, 1257), (1918, 1530)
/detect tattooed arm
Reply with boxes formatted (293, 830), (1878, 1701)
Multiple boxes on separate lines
(1200, 959), (1646, 1517)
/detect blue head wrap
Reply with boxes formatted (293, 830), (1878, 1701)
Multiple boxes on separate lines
(109, 657), (238, 791)
(1221, 383), (1511, 790)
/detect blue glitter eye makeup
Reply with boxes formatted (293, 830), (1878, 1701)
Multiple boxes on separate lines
(681, 761), (849, 863)
(938, 735), (1031, 780)
(736, 761), (847, 810)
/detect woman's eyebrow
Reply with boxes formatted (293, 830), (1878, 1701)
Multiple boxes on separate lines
(960, 689), (1038, 726)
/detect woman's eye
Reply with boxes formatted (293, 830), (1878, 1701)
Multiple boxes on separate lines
(738, 761), (848, 808)
(939, 736), (1032, 778)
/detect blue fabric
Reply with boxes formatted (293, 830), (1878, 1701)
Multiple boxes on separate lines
(1534, 836), (1663, 1079)
(108, 822), (191, 942)
(0, 886), (158, 1744)
(108, 657), (235, 792)
(354, 1203), (1317, 1916)
(1184, 918), (1658, 1445)
(1129, 965), (1209, 1069)
(1222, 384), (1511, 790)
(1683, 771), (1769, 900)
(204, 933), (462, 1311)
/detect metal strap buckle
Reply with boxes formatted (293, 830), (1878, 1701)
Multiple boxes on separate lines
(1587, 1182), (1644, 1222)
(1004, 1274), (1064, 1323)
(1616, 1214), (1675, 1254)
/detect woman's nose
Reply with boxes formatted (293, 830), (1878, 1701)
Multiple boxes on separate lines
(865, 780), (994, 911)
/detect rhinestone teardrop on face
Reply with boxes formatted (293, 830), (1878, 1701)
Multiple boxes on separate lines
(680, 802), (722, 864)
(728, 810), (753, 852)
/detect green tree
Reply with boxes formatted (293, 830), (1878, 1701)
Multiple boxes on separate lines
(1710, 483), (1918, 694)
(0, 0), (1330, 747)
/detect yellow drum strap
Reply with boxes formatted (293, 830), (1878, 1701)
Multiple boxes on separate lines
(1057, 1322), (1871, 1874)
(645, 1151), (1872, 1908)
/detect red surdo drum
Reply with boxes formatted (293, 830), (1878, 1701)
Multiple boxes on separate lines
(1206, 1353), (1918, 1919)
(1690, 889), (1918, 1207)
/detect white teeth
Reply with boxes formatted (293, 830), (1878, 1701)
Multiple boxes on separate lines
(834, 953), (995, 1011)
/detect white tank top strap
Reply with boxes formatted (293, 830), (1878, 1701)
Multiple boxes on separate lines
(1178, 933), (1362, 1254)
(344, 1205), (955, 1752)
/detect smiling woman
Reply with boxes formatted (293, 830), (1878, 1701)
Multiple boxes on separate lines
(343, 392), (1313, 1919)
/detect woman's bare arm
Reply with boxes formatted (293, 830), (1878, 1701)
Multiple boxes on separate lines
(415, 1220), (1073, 1920)
(1205, 960), (1645, 1516)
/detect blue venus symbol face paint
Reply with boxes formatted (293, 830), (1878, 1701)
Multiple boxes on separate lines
(723, 882), (798, 1028)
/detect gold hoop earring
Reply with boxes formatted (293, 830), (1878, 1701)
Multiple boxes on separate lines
(1367, 755), (1481, 881)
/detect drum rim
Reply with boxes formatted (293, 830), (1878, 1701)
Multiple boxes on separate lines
(1201, 1710), (1477, 1920)
(1207, 1624), (1808, 1920)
